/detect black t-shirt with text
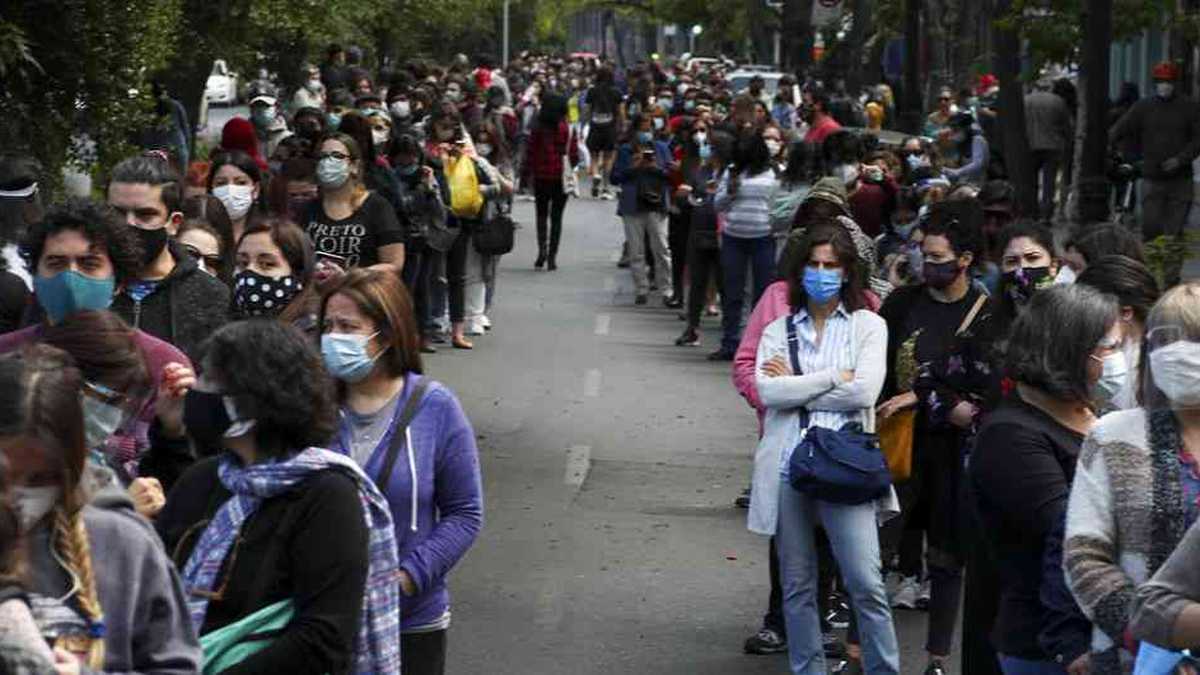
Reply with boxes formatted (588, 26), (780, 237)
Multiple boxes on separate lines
(305, 192), (406, 268)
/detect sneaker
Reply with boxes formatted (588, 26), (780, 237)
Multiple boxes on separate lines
(830, 658), (863, 674)
(743, 627), (787, 655)
(824, 596), (851, 629)
(675, 328), (700, 347)
(924, 659), (947, 675)
(823, 632), (847, 658)
(634, 294), (648, 305)
(480, 315), (492, 331)
(891, 575), (922, 610)
(917, 578), (931, 610)
(733, 486), (751, 508)
(591, 181), (600, 199)
(465, 321), (486, 336)
(707, 348), (734, 362)
(664, 295), (683, 309)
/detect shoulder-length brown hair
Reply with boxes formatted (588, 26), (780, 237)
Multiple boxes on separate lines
(42, 310), (151, 402)
(237, 217), (317, 326)
(318, 268), (423, 379)
(782, 221), (867, 313)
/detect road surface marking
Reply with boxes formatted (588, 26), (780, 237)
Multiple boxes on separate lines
(584, 369), (602, 397)
(594, 314), (611, 335)
(603, 276), (616, 292)
(565, 444), (592, 487)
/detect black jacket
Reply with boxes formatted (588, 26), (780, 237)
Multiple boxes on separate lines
(111, 240), (230, 362)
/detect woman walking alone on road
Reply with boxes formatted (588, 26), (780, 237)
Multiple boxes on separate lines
(320, 268), (483, 675)
(525, 93), (578, 270)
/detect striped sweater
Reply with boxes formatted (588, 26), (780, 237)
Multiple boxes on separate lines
(1064, 407), (1189, 674)
(715, 168), (778, 239)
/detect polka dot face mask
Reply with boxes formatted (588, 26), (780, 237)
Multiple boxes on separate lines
(233, 269), (304, 318)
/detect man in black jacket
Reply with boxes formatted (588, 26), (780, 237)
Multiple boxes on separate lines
(107, 153), (230, 361)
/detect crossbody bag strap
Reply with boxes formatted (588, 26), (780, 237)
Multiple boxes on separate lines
(374, 378), (432, 492)
(786, 315), (811, 429)
(956, 293), (989, 336)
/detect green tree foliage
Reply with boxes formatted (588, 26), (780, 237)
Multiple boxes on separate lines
(997, 0), (1173, 73)
(1, 0), (182, 193)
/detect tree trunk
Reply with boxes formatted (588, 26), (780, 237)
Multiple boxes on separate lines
(992, 0), (1037, 216)
(1075, 0), (1113, 224)
(844, 0), (874, 94)
(161, 50), (218, 155)
(898, 0), (922, 134)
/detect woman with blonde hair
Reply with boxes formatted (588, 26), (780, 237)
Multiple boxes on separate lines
(0, 344), (199, 673)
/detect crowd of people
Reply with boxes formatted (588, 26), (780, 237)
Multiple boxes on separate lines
(0, 41), (1197, 675)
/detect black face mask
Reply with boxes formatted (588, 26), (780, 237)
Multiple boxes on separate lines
(233, 270), (303, 318)
(1002, 266), (1052, 306)
(131, 226), (168, 267)
(922, 259), (962, 290)
(297, 121), (322, 140)
(183, 389), (233, 449)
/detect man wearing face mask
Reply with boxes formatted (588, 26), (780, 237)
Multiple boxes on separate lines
(292, 106), (327, 147)
(801, 89), (842, 147)
(248, 91), (293, 160)
(1110, 61), (1200, 286)
(292, 64), (326, 112)
(0, 199), (194, 493)
(106, 153), (231, 362)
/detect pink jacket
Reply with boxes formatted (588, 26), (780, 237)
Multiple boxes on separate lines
(733, 280), (882, 416)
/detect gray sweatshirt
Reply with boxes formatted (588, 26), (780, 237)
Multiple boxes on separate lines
(26, 481), (200, 674)
(1131, 516), (1200, 648)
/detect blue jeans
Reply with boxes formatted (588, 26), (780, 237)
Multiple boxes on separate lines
(998, 654), (1067, 675)
(776, 482), (899, 674)
(719, 234), (775, 353)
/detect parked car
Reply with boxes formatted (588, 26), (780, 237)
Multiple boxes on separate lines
(727, 70), (784, 96)
(205, 59), (239, 105)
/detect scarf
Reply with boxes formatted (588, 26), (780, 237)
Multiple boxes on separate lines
(181, 448), (401, 674)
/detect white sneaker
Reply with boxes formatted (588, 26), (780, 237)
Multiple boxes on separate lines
(464, 320), (486, 336)
(891, 575), (921, 610)
(917, 579), (931, 609)
(480, 315), (492, 330)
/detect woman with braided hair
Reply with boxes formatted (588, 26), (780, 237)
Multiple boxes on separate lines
(0, 343), (200, 674)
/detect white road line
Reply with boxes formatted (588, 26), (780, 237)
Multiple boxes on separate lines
(583, 368), (602, 397)
(594, 314), (611, 335)
(565, 444), (592, 487)
(603, 276), (616, 292)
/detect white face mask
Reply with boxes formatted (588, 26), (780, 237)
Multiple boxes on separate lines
(693, 131), (707, 145)
(372, 129), (391, 148)
(765, 139), (782, 157)
(13, 485), (60, 529)
(1150, 340), (1200, 406)
(1092, 350), (1129, 406)
(212, 184), (255, 220)
(1157, 82), (1175, 99)
(1055, 266), (1077, 285)
(476, 143), (493, 157)
(390, 100), (411, 119)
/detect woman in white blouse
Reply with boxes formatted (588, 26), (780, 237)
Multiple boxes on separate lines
(748, 222), (898, 674)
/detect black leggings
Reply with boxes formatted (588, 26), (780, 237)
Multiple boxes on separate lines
(684, 243), (722, 328)
(446, 225), (471, 323)
(667, 210), (690, 299)
(401, 630), (447, 675)
(402, 241), (434, 337)
(534, 179), (568, 255)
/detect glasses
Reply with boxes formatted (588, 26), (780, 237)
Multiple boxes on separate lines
(319, 151), (351, 161)
(183, 245), (224, 272)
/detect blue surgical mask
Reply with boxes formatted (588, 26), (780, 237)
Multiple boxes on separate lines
(321, 332), (385, 383)
(326, 112), (342, 129)
(637, 131), (653, 145)
(803, 267), (843, 304)
(698, 143), (712, 161)
(34, 270), (115, 324)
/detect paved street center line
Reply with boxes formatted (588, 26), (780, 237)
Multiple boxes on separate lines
(583, 368), (602, 397)
(564, 444), (591, 488)
(594, 314), (611, 336)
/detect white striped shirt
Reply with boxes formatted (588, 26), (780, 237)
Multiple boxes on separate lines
(716, 168), (778, 239)
(779, 304), (860, 474)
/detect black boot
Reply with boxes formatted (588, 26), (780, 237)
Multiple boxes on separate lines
(535, 219), (548, 269)
(548, 223), (561, 271)
(535, 245), (547, 269)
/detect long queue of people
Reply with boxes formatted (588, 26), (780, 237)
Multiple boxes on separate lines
(589, 61), (1199, 675)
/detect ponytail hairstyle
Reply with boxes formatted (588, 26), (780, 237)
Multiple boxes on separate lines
(0, 345), (104, 668)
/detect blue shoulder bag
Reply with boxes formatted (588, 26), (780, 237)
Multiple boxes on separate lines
(784, 313), (892, 505)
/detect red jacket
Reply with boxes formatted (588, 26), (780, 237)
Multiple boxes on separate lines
(525, 121), (579, 182)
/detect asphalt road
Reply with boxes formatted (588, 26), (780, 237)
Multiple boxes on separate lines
(423, 193), (960, 674)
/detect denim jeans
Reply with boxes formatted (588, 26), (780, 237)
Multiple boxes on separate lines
(776, 482), (899, 674)
(719, 234), (775, 354)
(997, 654), (1067, 675)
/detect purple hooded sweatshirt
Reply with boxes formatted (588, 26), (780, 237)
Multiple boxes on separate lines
(334, 373), (484, 631)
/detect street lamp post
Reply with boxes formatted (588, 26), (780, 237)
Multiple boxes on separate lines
(690, 24), (703, 55)
(502, 0), (510, 66)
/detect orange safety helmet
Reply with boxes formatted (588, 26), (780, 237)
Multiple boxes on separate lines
(1153, 61), (1180, 81)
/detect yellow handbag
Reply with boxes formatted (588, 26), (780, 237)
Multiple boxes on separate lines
(878, 409), (915, 481)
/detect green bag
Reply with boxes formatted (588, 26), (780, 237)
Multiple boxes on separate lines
(199, 600), (294, 674)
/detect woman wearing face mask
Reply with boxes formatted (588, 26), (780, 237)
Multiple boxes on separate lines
(233, 219), (316, 329)
(155, 319), (401, 674)
(0, 344), (201, 674)
(876, 200), (987, 675)
(319, 269), (483, 675)
(1075, 255), (1160, 413)
(304, 133), (406, 275)
(525, 93), (578, 271)
(466, 120), (514, 335)
(1064, 281), (1200, 675)
(748, 223), (900, 675)
(673, 120), (726, 345)
(762, 123), (787, 173)
(292, 64), (326, 112)
(0, 458), (57, 673)
(207, 150), (263, 244)
(972, 285), (1120, 675)
(180, 195), (236, 285)
(769, 140), (813, 260)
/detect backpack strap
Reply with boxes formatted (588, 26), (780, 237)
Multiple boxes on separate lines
(374, 378), (432, 491)
(956, 293), (989, 336)
(786, 315), (812, 429)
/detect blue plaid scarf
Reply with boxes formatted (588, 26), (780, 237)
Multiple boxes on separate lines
(181, 447), (401, 674)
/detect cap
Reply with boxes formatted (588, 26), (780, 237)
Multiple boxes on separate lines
(0, 155), (40, 198)
(249, 94), (277, 106)
(1153, 61), (1180, 81)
